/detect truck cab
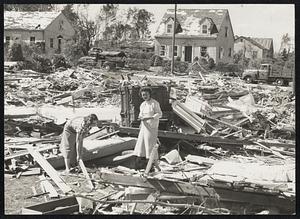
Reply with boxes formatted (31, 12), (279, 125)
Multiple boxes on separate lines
(242, 63), (271, 83)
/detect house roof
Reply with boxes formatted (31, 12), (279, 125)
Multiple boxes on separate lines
(235, 36), (273, 50)
(155, 9), (228, 37)
(251, 38), (273, 50)
(4, 11), (61, 30)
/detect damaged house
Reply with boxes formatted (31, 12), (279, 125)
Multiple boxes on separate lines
(234, 36), (274, 59)
(154, 9), (234, 64)
(4, 11), (75, 56)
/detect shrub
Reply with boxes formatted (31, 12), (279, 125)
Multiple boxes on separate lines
(8, 43), (24, 61)
(32, 53), (53, 73)
(152, 55), (163, 67)
(127, 50), (154, 60)
(175, 56), (181, 61)
(126, 58), (151, 70)
(22, 43), (44, 61)
(162, 60), (189, 73)
(215, 62), (243, 73)
(63, 40), (85, 66)
(52, 54), (71, 69)
(208, 58), (215, 69)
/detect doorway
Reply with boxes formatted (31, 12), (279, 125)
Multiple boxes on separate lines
(184, 46), (192, 62)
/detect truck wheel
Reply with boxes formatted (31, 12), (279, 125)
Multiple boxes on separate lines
(244, 76), (253, 84)
(276, 79), (284, 86)
(283, 80), (289, 86)
(104, 65), (111, 71)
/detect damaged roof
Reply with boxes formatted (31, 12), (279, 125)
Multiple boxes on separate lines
(4, 11), (61, 30)
(235, 36), (273, 50)
(156, 9), (228, 37)
(251, 38), (273, 50)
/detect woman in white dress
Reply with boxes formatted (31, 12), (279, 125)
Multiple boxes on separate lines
(134, 87), (162, 169)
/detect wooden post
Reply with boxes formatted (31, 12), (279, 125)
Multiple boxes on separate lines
(171, 4), (177, 75)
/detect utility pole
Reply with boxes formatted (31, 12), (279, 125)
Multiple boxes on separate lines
(171, 4), (177, 75)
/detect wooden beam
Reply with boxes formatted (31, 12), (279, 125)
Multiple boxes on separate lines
(96, 170), (216, 197)
(5, 145), (58, 161)
(78, 159), (94, 190)
(117, 127), (295, 149)
(27, 147), (72, 194)
(39, 175), (59, 198)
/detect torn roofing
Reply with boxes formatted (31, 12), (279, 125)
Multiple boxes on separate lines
(156, 9), (228, 36)
(4, 11), (61, 30)
(235, 36), (273, 50)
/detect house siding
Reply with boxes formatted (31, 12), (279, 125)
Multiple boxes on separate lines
(4, 29), (44, 45)
(44, 13), (75, 56)
(4, 12), (75, 57)
(216, 12), (234, 63)
(155, 37), (217, 62)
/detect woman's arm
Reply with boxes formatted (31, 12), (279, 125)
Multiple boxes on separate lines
(152, 101), (162, 120)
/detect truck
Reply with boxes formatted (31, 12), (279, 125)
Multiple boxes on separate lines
(242, 63), (294, 86)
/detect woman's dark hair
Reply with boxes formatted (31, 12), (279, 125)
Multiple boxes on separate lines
(139, 86), (152, 98)
(85, 114), (98, 126)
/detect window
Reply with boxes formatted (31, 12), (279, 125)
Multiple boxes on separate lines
(174, 46), (178, 56)
(6, 36), (10, 46)
(200, 47), (207, 57)
(225, 27), (228, 37)
(219, 47), (224, 59)
(50, 38), (54, 48)
(59, 20), (64, 30)
(252, 51), (258, 59)
(30, 36), (35, 44)
(202, 25), (208, 34)
(228, 48), (232, 57)
(160, 45), (166, 56)
(167, 24), (172, 33)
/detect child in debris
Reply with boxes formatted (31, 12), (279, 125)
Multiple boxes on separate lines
(60, 114), (99, 174)
(133, 87), (162, 170)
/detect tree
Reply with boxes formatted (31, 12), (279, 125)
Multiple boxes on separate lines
(77, 14), (99, 55)
(98, 4), (119, 41)
(8, 43), (24, 61)
(128, 8), (154, 39)
(62, 4), (79, 26)
(4, 4), (54, 11)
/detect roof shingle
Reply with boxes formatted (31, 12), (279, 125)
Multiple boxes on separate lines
(4, 11), (61, 30)
(156, 9), (228, 37)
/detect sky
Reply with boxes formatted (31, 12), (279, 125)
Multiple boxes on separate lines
(61, 4), (295, 52)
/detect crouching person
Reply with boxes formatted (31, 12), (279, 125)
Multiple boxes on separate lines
(60, 114), (98, 174)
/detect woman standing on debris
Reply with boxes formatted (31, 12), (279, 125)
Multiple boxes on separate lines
(134, 87), (162, 169)
(60, 114), (98, 174)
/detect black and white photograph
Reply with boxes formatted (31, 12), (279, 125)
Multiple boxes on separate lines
(3, 3), (295, 215)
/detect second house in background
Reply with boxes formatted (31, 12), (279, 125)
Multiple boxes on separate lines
(154, 9), (234, 64)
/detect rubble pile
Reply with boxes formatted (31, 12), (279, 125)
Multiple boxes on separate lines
(4, 68), (122, 108)
(4, 68), (295, 215)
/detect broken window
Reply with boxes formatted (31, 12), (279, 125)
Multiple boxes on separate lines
(5, 36), (10, 46)
(225, 27), (228, 37)
(160, 45), (166, 56)
(200, 47), (207, 57)
(202, 25), (208, 34)
(228, 48), (232, 57)
(167, 24), (173, 33)
(50, 38), (54, 48)
(174, 46), (178, 56)
(30, 37), (35, 44)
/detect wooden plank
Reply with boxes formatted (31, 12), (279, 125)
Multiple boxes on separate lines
(118, 127), (295, 148)
(97, 170), (216, 197)
(78, 159), (94, 190)
(27, 148), (72, 194)
(39, 175), (59, 198)
(21, 168), (41, 176)
(5, 144), (58, 161)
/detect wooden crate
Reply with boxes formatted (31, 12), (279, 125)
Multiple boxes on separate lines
(21, 196), (79, 215)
